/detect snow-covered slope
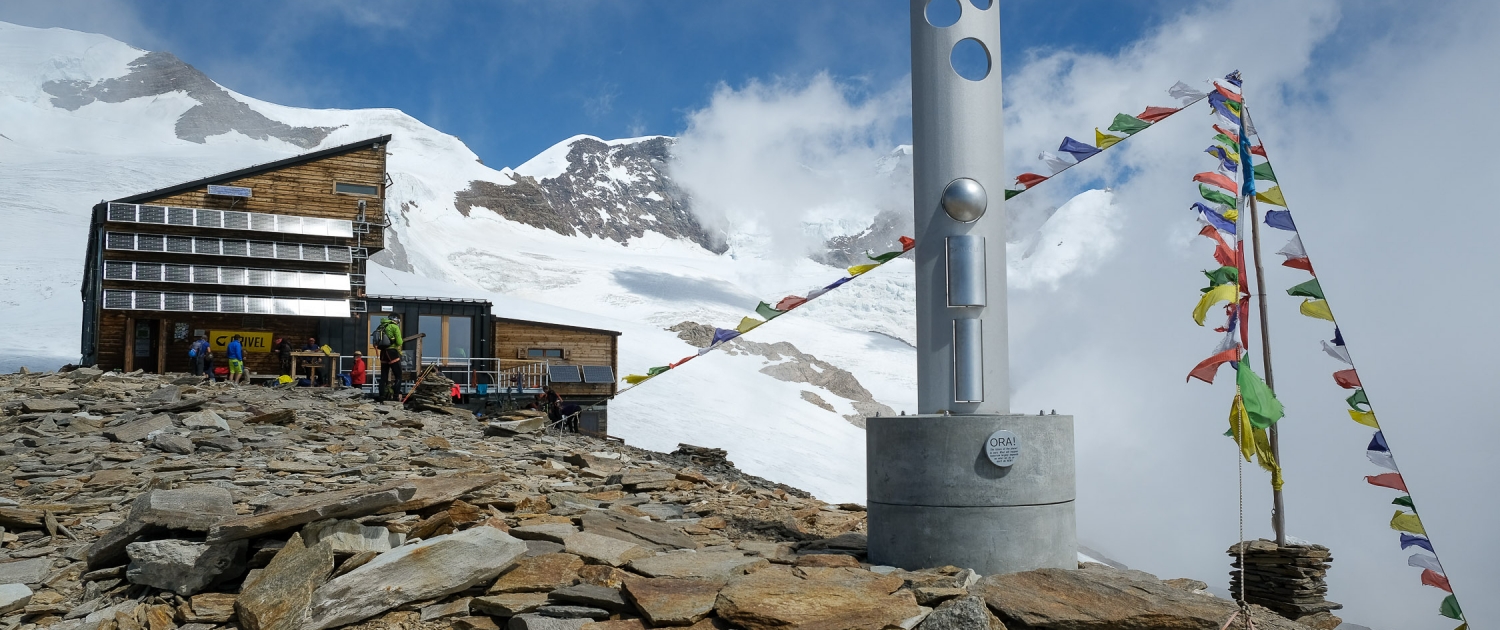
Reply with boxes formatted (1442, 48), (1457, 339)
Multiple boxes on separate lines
(0, 22), (1108, 504)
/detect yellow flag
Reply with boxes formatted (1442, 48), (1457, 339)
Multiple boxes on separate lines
(1222, 209), (1239, 221)
(1256, 187), (1287, 207)
(847, 263), (880, 277)
(735, 316), (763, 334)
(1252, 427), (1284, 491)
(1300, 299), (1334, 321)
(1194, 284), (1239, 326)
(1228, 395), (1255, 462)
(1095, 128), (1124, 149)
(1390, 510), (1426, 535)
(623, 374), (650, 385)
(1349, 408), (1380, 428)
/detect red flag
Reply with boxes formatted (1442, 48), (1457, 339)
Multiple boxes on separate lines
(1421, 569), (1453, 593)
(1334, 369), (1362, 389)
(1282, 257), (1314, 274)
(1213, 124), (1240, 144)
(1199, 226), (1236, 267)
(1193, 172), (1238, 192)
(1250, 144), (1266, 157)
(774, 296), (808, 311)
(1215, 83), (1244, 103)
(1238, 298), (1251, 352)
(669, 355), (695, 369)
(1016, 173), (1049, 188)
(1187, 348), (1240, 384)
(899, 236), (915, 251)
(1137, 106), (1179, 122)
(1366, 472), (1408, 492)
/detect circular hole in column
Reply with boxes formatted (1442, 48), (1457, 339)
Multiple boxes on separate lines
(970, 0), (993, 9)
(950, 38), (990, 81)
(924, 0), (961, 28)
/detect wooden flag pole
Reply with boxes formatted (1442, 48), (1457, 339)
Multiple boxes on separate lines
(1247, 189), (1286, 546)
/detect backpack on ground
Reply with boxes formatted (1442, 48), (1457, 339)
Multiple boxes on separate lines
(371, 324), (393, 349)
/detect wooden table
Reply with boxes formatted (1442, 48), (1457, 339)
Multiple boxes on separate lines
(290, 351), (340, 388)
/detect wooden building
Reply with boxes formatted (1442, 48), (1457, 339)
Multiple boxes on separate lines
(493, 317), (619, 436)
(80, 136), (390, 374)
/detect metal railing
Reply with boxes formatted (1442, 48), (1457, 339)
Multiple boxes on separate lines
(336, 355), (551, 395)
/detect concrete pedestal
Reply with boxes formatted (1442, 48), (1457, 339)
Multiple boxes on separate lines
(866, 414), (1076, 575)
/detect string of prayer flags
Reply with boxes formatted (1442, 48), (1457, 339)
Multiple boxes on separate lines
(1197, 204), (1237, 235)
(710, 328), (739, 346)
(1095, 129), (1125, 149)
(1299, 299), (1334, 321)
(1200, 226), (1237, 267)
(1391, 511), (1427, 535)
(774, 295), (807, 311)
(1346, 387), (1369, 409)
(1223, 70), (1243, 87)
(1202, 266), (1239, 289)
(1392, 495), (1414, 509)
(1206, 145), (1239, 171)
(1252, 162), (1277, 182)
(755, 302), (783, 321)
(1323, 339), (1352, 365)
(1228, 392), (1282, 488)
(1214, 83), (1244, 103)
(1367, 472), (1408, 492)
(1367, 447), (1398, 471)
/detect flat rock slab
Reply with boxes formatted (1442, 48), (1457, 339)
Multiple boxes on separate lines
(303, 519), (404, 554)
(87, 486), (236, 568)
(381, 472), (508, 514)
(236, 533), (335, 630)
(511, 523), (579, 544)
(623, 577), (723, 627)
(563, 532), (651, 567)
(0, 583), (33, 615)
(208, 482), (416, 543)
(305, 525), (528, 630)
(548, 583), (629, 613)
(714, 565), (922, 630)
(180, 410), (230, 430)
(472, 593), (550, 617)
(975, 564), (1311, 630)
(126, 539), (247, 596)
(490, 553), (584, 594)
(508, 614), (592, 630)
(582, 512), (697, 551)
(104, 414), (174, 443)
(0, 559), (52, 585)
(628, 551), (767, 580)
(916, 595), (1001, 630)
(488, 418), (545, 436)
(21, 400), (79, 414)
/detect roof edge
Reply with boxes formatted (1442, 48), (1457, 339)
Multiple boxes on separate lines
(492, 316), (622, 337)
(114, 135), (393, 204)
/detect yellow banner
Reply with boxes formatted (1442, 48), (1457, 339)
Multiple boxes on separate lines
(211, 331), (273, 353)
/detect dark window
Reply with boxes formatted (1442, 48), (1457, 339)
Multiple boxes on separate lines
(527, 348), (564, 358)
(335, 182), (379, 196)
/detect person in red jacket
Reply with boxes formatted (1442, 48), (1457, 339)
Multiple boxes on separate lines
(349, 351), (367, 388)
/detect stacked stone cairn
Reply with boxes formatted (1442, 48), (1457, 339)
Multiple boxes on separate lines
(1229, 539), (1343, 628)
(404, 371), (458, 411)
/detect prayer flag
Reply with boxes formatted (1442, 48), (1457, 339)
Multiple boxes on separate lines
(1107, 113), (1151, 135)
(735, 317), (763, 334)
(1137, 106), (1179, 122)
(1059, 137), (1101, 161)
(1283, 256), (1313, 273)
(1168, 81), (1206, 103)
(1334, 368), (1362, 389)
(1016, 173), (1049, 189)
(1005, 189), (1022, 200)
(1199, 226), (1236, 267)
(1265, 210), (1297, 230)
(647, 366), (670, 376)
(1346, 387), (1369, 409)
(1300, 299), (1335, 321)
(1188, 347), (1240, 384)
(1213, 124), (1240, 144)
(1203, 266), (1239, 288)
(774, 295), (808, 311)
(1409, 553), (1443, 573)
(1349, 408), (1380, 428)
(756, 301), (784, 320)
(1250, 144), (1266, 157)
(1226, 99), (1242, 115)
(1393, 495), (1415, 509)
(1368, 449), (1398, 471)
(710, 328), (739, 346)
(1200, 184), (1238, 209)
(1228, 394), (1256, 462)
(1224, 70), (1243, 88)
(1194, 172), (1239, 192)
(868, 249), (904, 263)
(1369, 431), (1389, 452)
(1253, 162), (1278, 182)
(900, 235), (915, 251)
(1095, 128), (1125, 149)
(1213, 329), (1240, 355)
(1334, 327), (1345, 346)
(1367, 472), (1408, 492)
(1197, 204), (1237, 235)
(1423, 569), (1454, 593)
(1213, 134), (1238, 150)
(1287, 278), (1325, 299)
(1237, 355), (1285, 429)
(1401, 533), (1435, 553)
(1194, 284), (1239, 326)
(1256, 187), (1288, 207)
(1210, 97), (1241, 125)
(1323, 340), (1353, 365)
(1215, 83), (1244, 103)
(848, 263), (880, 277)
(1039, 151), (1074, 173)
(1277, 234), (1305, 259)
(1254, 426), (1283, 490)
(1206, 145), (1239, 170)
(668, 355), (694, 368)
(1391, 511), (1426, 535)
(1439, 594), (1462, 620)
(1238, 121), (1256, 197)
(623, 374), (650, 384)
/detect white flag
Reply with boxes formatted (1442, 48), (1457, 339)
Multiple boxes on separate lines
(1408, 553), (1444, 574)
(1367, 449), (1399, 471)
(1168, 81), (1206, 104)
(1213, 329), (1240, 355)
(1277, 235), (1306, 259)
(1321, 340), (1352, 365)
(1038, 151), (1074, 174)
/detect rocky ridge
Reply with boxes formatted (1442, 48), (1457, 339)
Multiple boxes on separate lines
(0, 366), (1335, 630)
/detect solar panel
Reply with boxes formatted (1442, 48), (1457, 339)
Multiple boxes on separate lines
(193, 238), (221, 255)
(219, 295), (245, 312)
(301, 245), (327, 262)
(220, 268), (247, 285)
(191, 294), (218, 312)
(548, 365), (583, 383)
(329, 220), (355, 238)
(250, 214), (275, 231)
(135, 264), (162, 281)
(138, 206), (166, 223)
(328, 247), (352, 263)
(136, 234), (164, 252)
(581, 365), (616, 384)
(166, 236), (192, 254)
(167, 207), (194, 226)
(278, 216), (303, 233)
(298, 300), (325, 317)
(164, 265), (191, 283)
(223, 211), (250, 230)
(107, 204), (136, 222)
(192, 266), (218, 284)
(104, 261), (133, 280)
(247, 297), (271, 314)
(222, 240), (248, 257)
(273, 270), (298, 288)
(103, 290), (133, 309)
(302, 218), (328, 236)
(247, 269), (271, 286)
(105, 233), (135, 250)
(195, 209), (222, 228)
(164, 293), (190, 311)
(249, 241), (274, 258)
(275, 243), (299, 259)
(273, 298), (297, 315)
(134, 292), (162, 310)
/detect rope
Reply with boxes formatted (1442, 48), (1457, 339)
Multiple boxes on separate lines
(1232, 400), (1256, 629)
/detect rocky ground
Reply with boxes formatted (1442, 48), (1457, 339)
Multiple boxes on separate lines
(0, 367), (1338, 630)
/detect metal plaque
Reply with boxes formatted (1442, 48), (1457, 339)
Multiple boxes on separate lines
(984, 429), (1020, 467)
(945, 235), (986, 307)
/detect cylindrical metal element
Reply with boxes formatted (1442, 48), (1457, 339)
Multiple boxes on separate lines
(866, 414), (1077, 574)
(911, 0), (1008, 414)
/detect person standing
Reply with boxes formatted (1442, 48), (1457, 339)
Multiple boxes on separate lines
(543, 385), (563, 427)
(350, 351), (367, 389)
(226, 334), (245, 386)
(375, 315), (403, 401)
(189, 334), (210, 377)
(274, 337), (293, 377)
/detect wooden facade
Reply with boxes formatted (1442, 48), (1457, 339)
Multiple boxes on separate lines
(81, 136), (391, 372)
(493, 317), (620, 400)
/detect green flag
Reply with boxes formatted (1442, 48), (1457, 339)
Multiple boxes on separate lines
(867, 250), (903, 263)
(1346, 388), (1369, 411)
(1107, 113), (1150, 135)
(1005, 189), (1022, 200)
(1392, 495), (1414, 509)
(646, 366), (669, 377)
(1253, 161), (1278, 182)
(1214, 133), (1237, 149)
(1439, 594), (1463, 621)
(1200, 184), (1238, 209)
(1287, 278), (1325, 300)
(1203, 266), (1239, 289)
(1237, 355), (1285, 429)
(755, 301), (783, 321)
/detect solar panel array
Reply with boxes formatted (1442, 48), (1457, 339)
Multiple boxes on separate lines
(105, 232), (352, 263)
(106, 203), (355, 238)
(101, 290), (352, 316)
(581, 365), (616, 384)
(547, 365), (583, 383)
(102, 261), (350, 290)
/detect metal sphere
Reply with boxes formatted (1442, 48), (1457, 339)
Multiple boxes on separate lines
(941, 178), (987, 223)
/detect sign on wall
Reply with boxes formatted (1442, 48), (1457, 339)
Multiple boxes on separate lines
(211, 331), (273, 353)
(985, 429), (1021, 467)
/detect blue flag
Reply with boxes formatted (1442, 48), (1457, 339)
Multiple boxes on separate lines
(1209, 92), (1241, 125)
(1264, 210), (1296, 231)
(1239, 114), (1256, 197)
(1333, 327), (1344, 346)
(710, 328), (740, 346)
(1194, 202), (1236, 235)
(1205, 146), (1238, 173)
(1368, 431), (1389, 453)
(1224, 70), (1243, 88)
(1058, 137), (1102, 161)
(1400, 533), (1435, 554)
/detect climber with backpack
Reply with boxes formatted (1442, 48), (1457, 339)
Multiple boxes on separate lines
(372, 314), (403, 401)
(188, 334), (211, 379)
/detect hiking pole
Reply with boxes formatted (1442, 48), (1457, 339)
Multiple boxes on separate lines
(400, 365), (439, 404)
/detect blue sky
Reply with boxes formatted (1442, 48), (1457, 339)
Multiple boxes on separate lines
(0, 0), (1176, 167)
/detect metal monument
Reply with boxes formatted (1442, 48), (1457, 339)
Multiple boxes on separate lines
(866, 0), (1077, 575)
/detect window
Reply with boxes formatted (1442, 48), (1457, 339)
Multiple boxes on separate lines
(527, 348), (564, 358)
(334, 182), (380, 196)
(419, 315), (471, 362)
